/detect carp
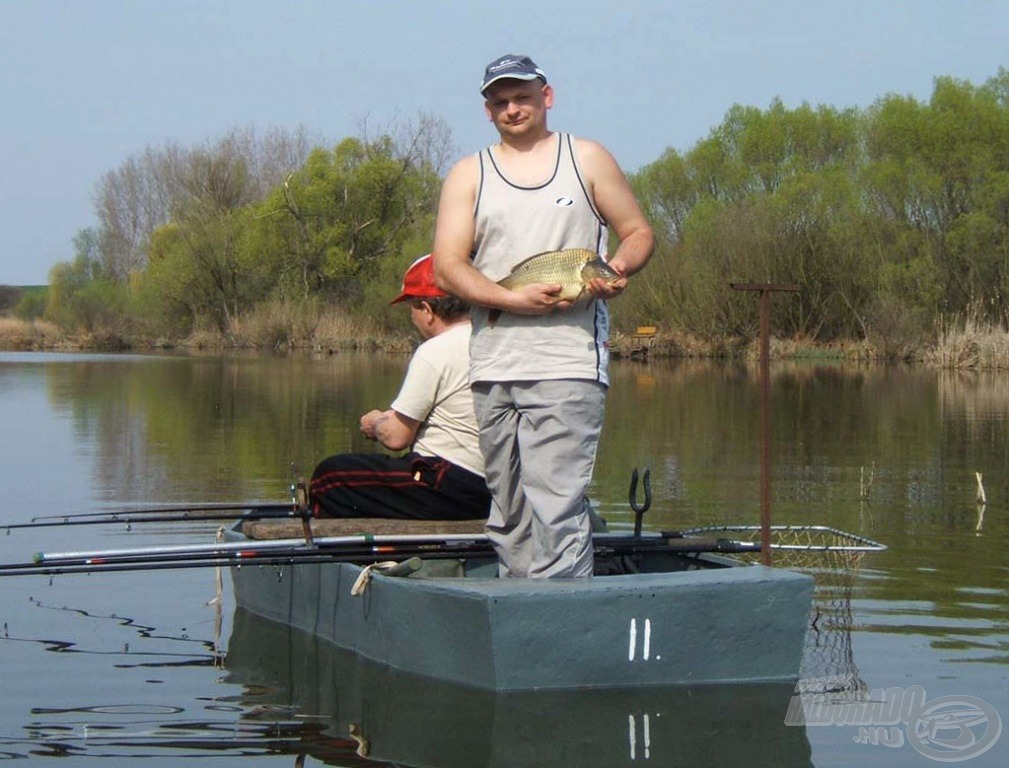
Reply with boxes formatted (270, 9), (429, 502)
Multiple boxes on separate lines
(489, 248), (620, 323)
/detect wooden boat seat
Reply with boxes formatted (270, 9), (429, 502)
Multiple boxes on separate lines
(242, 517), (487, 540)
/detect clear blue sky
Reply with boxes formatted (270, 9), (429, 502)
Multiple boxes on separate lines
(1, 0), (1006, 285)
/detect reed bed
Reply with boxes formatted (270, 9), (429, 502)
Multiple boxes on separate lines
(608, 329), (883, 362)
(927, 316), (1009, 370)
(182, 300), (413, 354)
(0, 317), (63, 350)
(7, 308), (1009, 368)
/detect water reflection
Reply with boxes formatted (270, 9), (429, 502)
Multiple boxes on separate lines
(2, 352), (1009, 765)
(224, 608), (814, 768)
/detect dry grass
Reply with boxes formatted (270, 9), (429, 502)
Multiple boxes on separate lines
(761, 336), (885, 362)
(610, 328), (734, 359)
(927, 316), (1009, 370)
(175, 301), (414, 354)
(610, 328), (885, 361)
(0, 317), (63, 350)
(0, 305), (414, 354)
(309, 307), (410, 353)
(8, 306), (1007, 369)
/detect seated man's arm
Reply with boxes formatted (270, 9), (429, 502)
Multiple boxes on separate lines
(360, 409), (420, 451)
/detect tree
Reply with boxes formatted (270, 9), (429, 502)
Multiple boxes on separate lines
(244, 115), (450, 302)
(863, 74), (1009, 322)
(93, 126), (315, 284)
(45, 228), (130, 332)
(633, 99), (864, 340)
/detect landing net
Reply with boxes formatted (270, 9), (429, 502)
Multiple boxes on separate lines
(684, 524), (886, 702)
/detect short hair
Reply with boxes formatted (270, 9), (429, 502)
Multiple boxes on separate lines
(415, 295), (470, 321)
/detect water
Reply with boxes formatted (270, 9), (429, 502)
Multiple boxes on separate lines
(0, 351), (1006, 766)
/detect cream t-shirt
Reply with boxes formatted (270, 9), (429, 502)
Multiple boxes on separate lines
(390, 321), (484, 477)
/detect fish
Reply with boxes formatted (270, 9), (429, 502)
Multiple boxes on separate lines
(489, 248), (621, 324)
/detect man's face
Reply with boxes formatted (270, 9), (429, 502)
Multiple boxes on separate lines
(483, 79), (553, 136)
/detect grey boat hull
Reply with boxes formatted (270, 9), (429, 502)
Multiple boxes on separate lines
(225, 607), (815, 767)
(228, 529), (814, 692)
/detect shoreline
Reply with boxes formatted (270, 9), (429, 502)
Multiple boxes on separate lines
(3, 317), (1008, 369)
(0, 318), (900, 363)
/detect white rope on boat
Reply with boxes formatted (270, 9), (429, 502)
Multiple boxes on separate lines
(350, 561), (402, 597)
(348, 723), (370, 756)
(350, 556), (425, 596)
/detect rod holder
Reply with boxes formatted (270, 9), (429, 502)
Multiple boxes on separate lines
(629, 467), (652, 537)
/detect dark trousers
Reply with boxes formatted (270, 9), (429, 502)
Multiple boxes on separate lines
(309, 452), (491, 521)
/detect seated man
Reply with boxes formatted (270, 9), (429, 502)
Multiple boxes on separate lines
(310, 254), (491, 520)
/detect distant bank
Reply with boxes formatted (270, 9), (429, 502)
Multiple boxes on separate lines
(0, 285), (45, 317)
(3, 283), (1009, 369)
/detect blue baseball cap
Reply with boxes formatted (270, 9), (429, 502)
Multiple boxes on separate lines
(480, 54), (547, 96)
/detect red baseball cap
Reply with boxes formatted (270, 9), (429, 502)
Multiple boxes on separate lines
(390, 254), (448, 305)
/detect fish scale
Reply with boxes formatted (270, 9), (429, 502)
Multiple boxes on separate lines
(497, 248), (619, 302)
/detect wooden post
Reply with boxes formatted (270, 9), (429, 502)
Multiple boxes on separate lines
(730, 283), (799, 566)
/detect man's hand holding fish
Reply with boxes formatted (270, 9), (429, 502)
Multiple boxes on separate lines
(505, 280), (573, 315)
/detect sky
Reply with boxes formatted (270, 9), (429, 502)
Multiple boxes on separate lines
(1, 0), (1007, 286)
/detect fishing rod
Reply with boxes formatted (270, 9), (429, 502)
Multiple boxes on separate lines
(5, 505), (295, 532)
(8, 512), (282, 533)
(28, 529), (759, 566)
(31, 531), (495, 564)
(27, 536), (490, 570)
(0, 545), (477, 577)
(0, 549), (447, 578)
(0, 534), (496, 576)
(0, 532), (760, 578)
(22, 500), (291, 524)
(11, 468), (655, 531)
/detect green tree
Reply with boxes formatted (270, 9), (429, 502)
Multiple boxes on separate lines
(863, 73), (1009, 323)
(244, 121), (446, 305)
(45, 229), (131, 332)
(633, 99), (864, 340)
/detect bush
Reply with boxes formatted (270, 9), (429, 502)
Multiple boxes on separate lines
(14, 287), (47, 320)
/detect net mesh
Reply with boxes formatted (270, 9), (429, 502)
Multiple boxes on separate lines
(685, 525), (884, 701)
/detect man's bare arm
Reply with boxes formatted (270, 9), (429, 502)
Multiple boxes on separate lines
(577, 139), (655, 295)
(360, 409), (419, 451)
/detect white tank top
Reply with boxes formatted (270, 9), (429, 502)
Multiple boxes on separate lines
(470, 132), (611, 385)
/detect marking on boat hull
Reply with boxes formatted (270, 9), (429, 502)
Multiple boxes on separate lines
(628, 713), (652, 760)
(628, 618), (654, 662)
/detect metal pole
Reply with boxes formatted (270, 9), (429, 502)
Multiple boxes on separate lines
(759, 289), (772, 565)
(730, 282), (799, 567)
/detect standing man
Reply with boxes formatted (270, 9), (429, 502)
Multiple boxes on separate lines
(310, 254), (490, 521)
(433, 54), (654, 577)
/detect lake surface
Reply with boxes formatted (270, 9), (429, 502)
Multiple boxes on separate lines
(0, 350), (1006, 766)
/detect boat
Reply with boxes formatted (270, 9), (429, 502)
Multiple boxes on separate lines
(226, 515), (815, 692)
(224, 605), (815, 768)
